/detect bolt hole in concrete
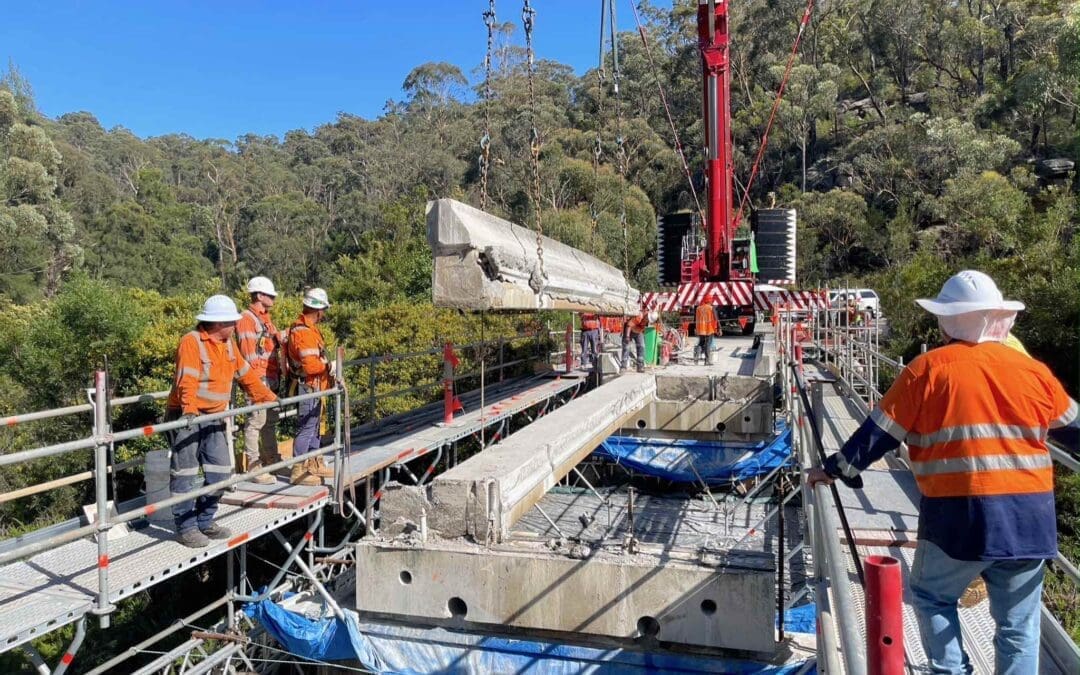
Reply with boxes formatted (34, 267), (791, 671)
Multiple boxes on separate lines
(636, 419), (647, 429)
(743, 415), (751, 422)
(448, 596), (469, 618)
(399, 570), (412, 585)
(636, 615), (661, 637)
(715, 422), (727, 433)
(700, 599), (717, 615)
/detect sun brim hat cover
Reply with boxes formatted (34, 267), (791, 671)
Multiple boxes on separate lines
(915, 270), (1025, 317)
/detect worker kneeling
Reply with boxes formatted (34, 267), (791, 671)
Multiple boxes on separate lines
(166, 295), (278, 548)
(285, 288), (336, 486)
(808, 270), (1078, 673)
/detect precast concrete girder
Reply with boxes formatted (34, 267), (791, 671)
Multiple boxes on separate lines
(381, 373), (656, 543)
(426, 198), (641, 313)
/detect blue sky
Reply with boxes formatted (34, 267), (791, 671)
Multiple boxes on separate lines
(1, 1), (671, 141)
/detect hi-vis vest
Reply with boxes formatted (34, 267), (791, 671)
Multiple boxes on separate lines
(872, 342), (1070, 498)
(695, 304), (718, 336)
(285, 319), (329, 389)
(581, 313), (600, 331)
(237, 308), (280, 380)
(167, 330), (250, 413)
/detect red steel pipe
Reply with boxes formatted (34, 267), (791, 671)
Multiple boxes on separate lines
(442, 342), (459, 424)
(565, 323), (574, 374)
(865, 554), (904, 674)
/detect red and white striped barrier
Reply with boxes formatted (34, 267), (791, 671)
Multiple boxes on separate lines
(641, 281), (755, 312)
(753, 290), (828, 312)
(641, 283), (827, 313)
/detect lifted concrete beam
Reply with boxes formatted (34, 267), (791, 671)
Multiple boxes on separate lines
(426, 198), (640, 313)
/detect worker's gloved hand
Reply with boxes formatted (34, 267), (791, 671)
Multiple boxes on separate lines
(180, 413), (197, 426)
(328, 360), (338, 379)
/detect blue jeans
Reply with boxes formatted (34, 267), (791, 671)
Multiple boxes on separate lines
(909, 539), (1044, 674)
(621, 332), (645, 369)
(580, 329), (600, 368)
(294, 383), (323, 455)
(168, 415), (232, 534)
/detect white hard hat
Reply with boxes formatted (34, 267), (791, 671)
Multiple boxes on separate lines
(647, 311), (659, 324)
(303, 288), (330, 310)
(247, 276), (277, 297)
(916, 270), (1025, 316)
(196, 295), (242, 322)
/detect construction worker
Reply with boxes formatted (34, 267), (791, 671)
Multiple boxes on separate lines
(165, 295), (278, 548)
(807, 270), (1078, 673)
(621, 310), (649, 373)
(285, 288), (335, 486)
(694, 301), (719, 365)
(580, 312), (601, 369)
(236, 276), (283, 484)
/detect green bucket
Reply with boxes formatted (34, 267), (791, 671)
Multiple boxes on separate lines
(644, 327), (659, 365)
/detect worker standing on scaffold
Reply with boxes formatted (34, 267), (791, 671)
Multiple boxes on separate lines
(580, 311), (601, 369)
(166, 295), (278, 548)
(285, 288), (336, 486)
(808, 270), (1078, 673)
(236, 276), (284, 484)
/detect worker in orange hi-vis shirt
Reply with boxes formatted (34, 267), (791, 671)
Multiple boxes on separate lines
(285, 288), (335, 486)
(694, 301), (719, 365)
(165, 295), (277, 548)
(236, 276), (284, 485)
(808, 271), (1080, 672)
(621, 310), (651, 373)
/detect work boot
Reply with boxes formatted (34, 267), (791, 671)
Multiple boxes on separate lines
(308, 456), (335, 478)
(200, 523), (232, 540)
(177, 529), (209, 548)
(636, 364), (645, 373)
(290, 461), (321, 486)
(247, 461), (276, 485)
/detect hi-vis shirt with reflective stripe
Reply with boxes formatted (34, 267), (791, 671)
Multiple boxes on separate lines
(695, 303), (718, 336)
(237, 306), (281, 381)
(823, 341), (1077, 560)
(167, 330), (277, 415)
(286, 313), (330, 390)
(828, 341), (1076, 498)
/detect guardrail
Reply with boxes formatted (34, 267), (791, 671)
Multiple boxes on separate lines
(784, 304), (1080, 671)
(0, 330), (554, 635)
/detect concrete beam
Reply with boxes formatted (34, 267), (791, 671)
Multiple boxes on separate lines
(427, 198), (640, 313)
(624, 400), (773, 437)
(354, 539), (777, 653)
(385, 373), (655, 542)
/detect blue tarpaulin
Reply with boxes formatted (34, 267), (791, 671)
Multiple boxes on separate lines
(243, 598), (391, 669)
(596, 422), (792, 485)
(245, 601), (815, 674)
(779, 603), (818, 635)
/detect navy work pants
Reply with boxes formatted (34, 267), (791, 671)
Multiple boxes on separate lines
(294, 383), (323, 455)
(168, 413), (233, 534)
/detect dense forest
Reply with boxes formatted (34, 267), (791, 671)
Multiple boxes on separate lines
(1, 0), (1079, 668)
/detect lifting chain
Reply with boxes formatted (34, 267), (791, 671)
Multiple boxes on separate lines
(589, 0), (606, 236)
(522, 0), (546, 291)
(479, 0), (497, 211)
(607, 0), (630, 276)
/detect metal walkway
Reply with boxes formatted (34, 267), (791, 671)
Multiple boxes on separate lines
(0, 372), (585, 659)
(813, 374), (1075, 673)
(0, 485), (328, 653)
(338, 373), (585, 484)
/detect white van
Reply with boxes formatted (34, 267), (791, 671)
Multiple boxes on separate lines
(828, 289), (881, 317)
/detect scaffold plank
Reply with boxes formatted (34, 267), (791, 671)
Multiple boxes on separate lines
(337, 374), (585, 485)
(0, 485), (327, 654)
